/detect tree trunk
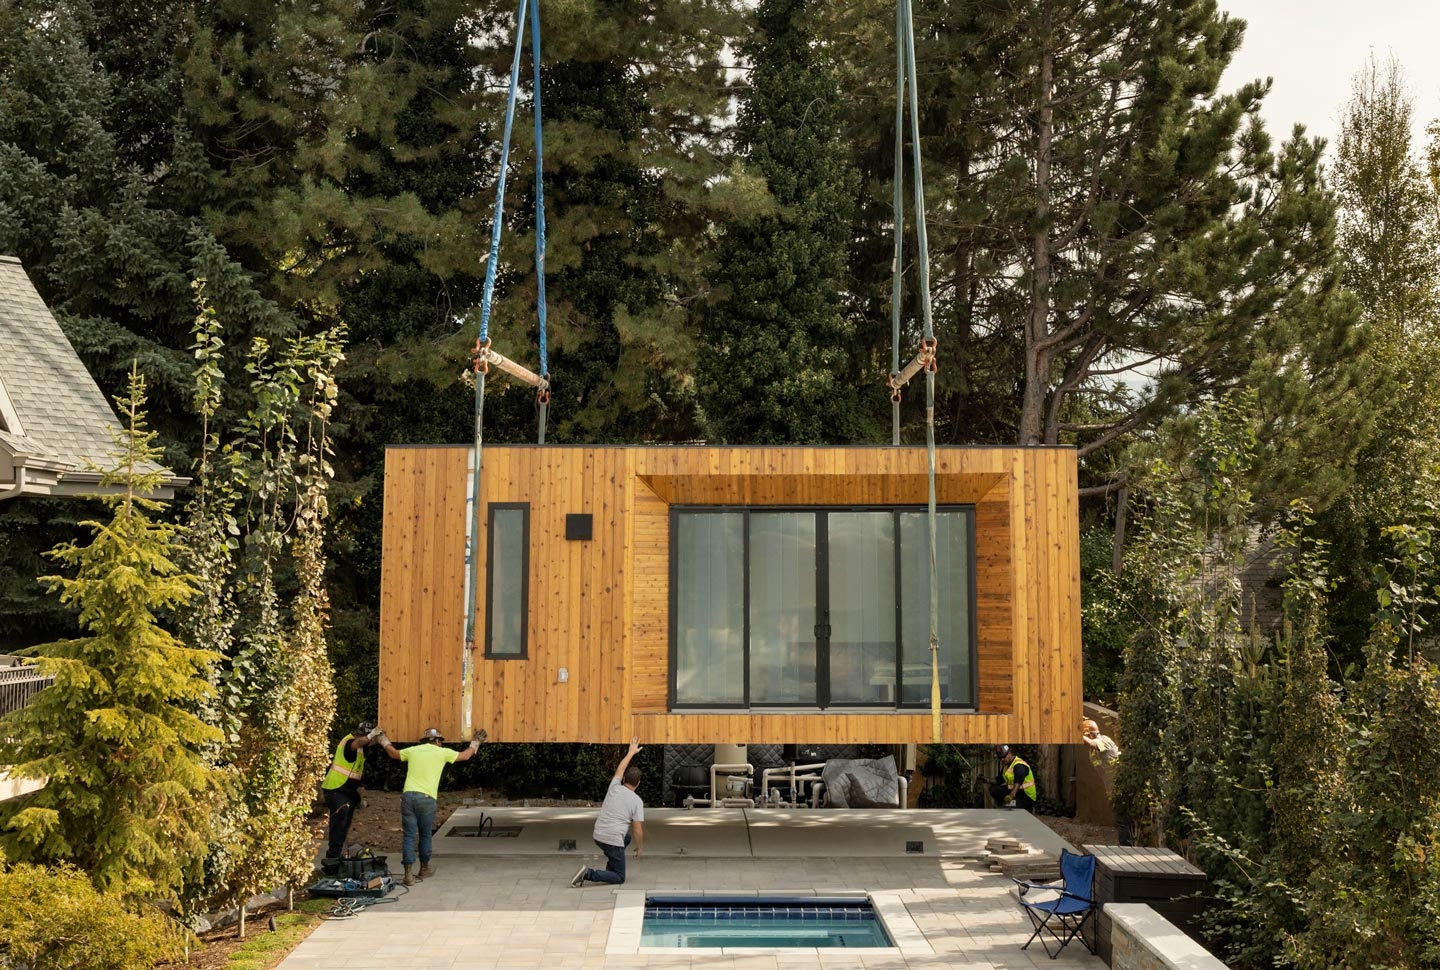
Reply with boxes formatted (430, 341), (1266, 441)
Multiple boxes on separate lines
(1020, 2), (1055, 445)
(1113, 483), (1129, 574)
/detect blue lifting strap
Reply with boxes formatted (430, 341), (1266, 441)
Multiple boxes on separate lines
(464, 0), (550, 736)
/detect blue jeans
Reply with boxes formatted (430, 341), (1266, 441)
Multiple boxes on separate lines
(585, 833), (631, 884)
(400, 791), (437, 867)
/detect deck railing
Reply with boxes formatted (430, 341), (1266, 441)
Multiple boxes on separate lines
(0, 663), (52, 718)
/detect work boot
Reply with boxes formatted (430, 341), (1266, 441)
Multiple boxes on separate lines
(418, 862), (435, 879)
(402, 864), (415, 887)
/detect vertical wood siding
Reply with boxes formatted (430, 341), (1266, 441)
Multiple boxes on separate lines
(379, 446), (1082, 744)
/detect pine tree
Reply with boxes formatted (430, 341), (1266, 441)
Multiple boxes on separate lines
(832, 0), (1370, 511)
(0, 368), (225, 901)
(474, 0), (745, 444)
(698, 0), (879, 444)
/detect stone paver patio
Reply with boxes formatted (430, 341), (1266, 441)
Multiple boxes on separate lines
(279, 808), (1103, 969)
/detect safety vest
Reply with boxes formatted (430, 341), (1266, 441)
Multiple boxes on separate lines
(1004, 756), (1038, 801)
(322, 735), (365, 790)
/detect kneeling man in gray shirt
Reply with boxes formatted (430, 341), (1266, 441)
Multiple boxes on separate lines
(572, 738), (645, 886)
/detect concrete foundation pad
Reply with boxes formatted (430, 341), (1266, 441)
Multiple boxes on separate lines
(432, 806), (1074, 862)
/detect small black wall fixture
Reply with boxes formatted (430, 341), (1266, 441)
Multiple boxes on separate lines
(565, 513), (593, 541)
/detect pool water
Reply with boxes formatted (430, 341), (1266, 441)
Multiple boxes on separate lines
(641, 896), (894, 949)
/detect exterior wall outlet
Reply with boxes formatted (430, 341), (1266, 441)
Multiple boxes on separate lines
(558, 667), (569, 683)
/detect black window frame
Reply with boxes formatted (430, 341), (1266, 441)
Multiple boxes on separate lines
(484, 502), (530, 660)
(667, 505), (978, 712)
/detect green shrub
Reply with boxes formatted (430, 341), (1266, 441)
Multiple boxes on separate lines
(917, 744), (988, 807)
(0, 860), (189, 969)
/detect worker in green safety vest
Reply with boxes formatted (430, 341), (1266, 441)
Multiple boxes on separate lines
(988, 744), (1037, 812)
(321, 720), (381, 866)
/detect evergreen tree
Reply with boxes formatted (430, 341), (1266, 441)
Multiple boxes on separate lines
(320, 0), (493, 728)
(0, 0), (295, 648)
(0, 0), (265, 438)
(0, 369), (225, 901)
(831, 0), (1370, 511)
(698, 0), (879, 444)
(476, 0), (745, 444)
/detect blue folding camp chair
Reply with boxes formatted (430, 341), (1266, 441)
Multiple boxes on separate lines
(1014, 848), (1097, 958)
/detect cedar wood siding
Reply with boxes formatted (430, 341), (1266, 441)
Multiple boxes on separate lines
(378, 446), (1081, 744)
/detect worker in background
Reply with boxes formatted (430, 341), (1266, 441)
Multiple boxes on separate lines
(374, 725), (487, 886)
(988, 744), (1037, 812)
(320, 719), (380, 870)
(1080, 718), (1121, 767)
(1080, 717), (1130, 844)
(571, 738), (645, 887)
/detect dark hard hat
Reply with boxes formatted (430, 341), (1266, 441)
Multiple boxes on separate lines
(995, 744), (1011, 757)
(422, 727), (444, 742)
(357, 721), (375, 736)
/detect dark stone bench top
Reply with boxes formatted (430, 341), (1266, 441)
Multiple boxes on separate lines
(1087, 845), (1205, 877)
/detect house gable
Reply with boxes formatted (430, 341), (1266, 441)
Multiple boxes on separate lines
(0, 255), (184, 500)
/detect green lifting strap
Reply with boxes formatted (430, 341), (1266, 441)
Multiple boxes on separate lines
(890, 0), (942, 744)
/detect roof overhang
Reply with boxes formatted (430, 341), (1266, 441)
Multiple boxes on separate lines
(0, 446), (188, 502)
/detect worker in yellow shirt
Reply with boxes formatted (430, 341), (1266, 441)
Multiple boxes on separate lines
(375, 726), (486, 885)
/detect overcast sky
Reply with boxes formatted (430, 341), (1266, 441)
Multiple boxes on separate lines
(1219, 0), (1440, 153)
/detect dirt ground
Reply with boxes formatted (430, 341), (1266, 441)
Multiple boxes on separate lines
(334, 788), (598, 856)
(1035, 814), (1123, 849)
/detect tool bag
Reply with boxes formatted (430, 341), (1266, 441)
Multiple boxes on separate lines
(309, 853), (393, 897)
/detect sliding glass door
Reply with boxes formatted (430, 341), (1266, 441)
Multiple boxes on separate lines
(669, 506), (975, 710)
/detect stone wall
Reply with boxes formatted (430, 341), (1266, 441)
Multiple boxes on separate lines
(1107, 903), (1230, 970)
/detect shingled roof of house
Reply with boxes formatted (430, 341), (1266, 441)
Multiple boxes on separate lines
(0, 255), (184, 500)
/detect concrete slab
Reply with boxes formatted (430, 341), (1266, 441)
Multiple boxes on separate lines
(432, 806), (1072, 861)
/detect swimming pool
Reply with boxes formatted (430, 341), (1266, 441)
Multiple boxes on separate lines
(640, 896), (894, 949)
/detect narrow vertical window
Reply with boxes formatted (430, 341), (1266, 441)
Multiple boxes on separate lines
(485, 503), (529, 658)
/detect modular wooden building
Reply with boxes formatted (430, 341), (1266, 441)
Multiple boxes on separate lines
(378, 445), (1082, 744)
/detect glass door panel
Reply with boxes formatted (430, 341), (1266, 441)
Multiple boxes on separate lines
(900, 510), (974, 705)
(749, 512), (816, 704)
(673, 513), (745, 705)
(827, 511), (897, 705)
